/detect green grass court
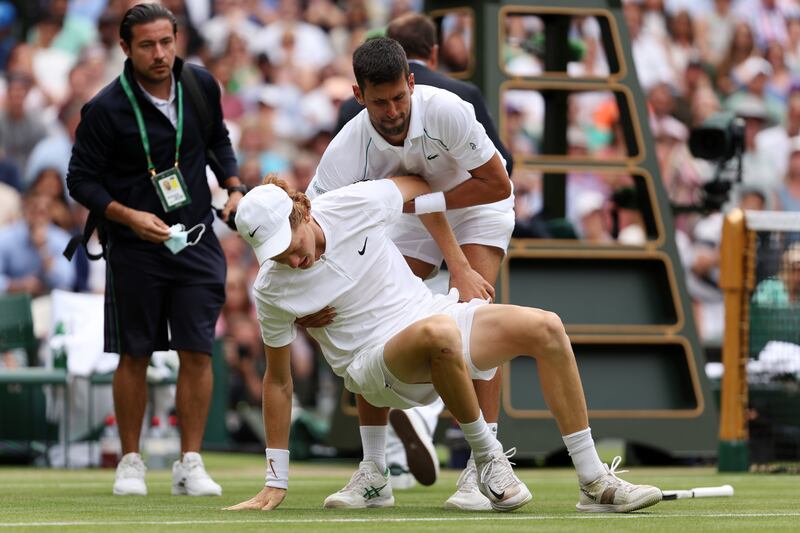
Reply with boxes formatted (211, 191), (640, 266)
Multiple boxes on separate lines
(1, 453), (798, 532)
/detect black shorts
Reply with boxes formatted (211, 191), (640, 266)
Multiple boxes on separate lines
(104, 233), (226, 356)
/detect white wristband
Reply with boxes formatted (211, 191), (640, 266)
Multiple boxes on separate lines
(265, 448), (290, 489)
(414, 191), (446, 214)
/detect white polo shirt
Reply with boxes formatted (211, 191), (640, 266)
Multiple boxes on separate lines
(253, 180), (437, 377)
(137, 74), (177, 128)
(307, 84), (503, 199)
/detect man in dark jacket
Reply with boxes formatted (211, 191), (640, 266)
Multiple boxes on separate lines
(335, 13), (513, 177)
(67, 3), (243, 497)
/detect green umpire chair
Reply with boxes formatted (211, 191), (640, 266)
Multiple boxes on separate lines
(0, 293), (69, 464)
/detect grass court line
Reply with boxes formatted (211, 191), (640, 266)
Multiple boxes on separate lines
(3, 512), (800, 527)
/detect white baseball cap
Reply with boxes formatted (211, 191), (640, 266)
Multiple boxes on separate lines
(235, 184), (293, 265)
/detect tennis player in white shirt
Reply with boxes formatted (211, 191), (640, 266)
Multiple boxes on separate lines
(224, 175), (662, 514)
(303, 37), (513, 508)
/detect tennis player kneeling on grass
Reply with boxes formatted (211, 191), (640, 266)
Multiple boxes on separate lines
(225, 175), (662, 513)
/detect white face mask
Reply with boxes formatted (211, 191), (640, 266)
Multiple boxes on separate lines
(164, 223), (205, 254)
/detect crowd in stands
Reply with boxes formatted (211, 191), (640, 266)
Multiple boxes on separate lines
(505, 0), (800, 345)
(3, 0), (800, 443)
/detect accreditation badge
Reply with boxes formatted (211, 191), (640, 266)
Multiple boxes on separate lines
(151, 166), (192, 212)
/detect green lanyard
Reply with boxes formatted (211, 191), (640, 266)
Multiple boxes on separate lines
(119, 72), (183, 177)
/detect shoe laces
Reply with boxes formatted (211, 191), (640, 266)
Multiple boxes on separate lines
(606, 456), (628, 478)
(594, 456), (635, 493)
(182, 455), (209, 478)
(455, 460), (479, 492)
(479, 448), (518, 491)
(344, 463), (381, 490)
(118, 454), (145, 476)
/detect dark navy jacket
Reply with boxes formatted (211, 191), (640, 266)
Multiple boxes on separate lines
(67, 57), (238, 248)
(335, 62), (513, 176)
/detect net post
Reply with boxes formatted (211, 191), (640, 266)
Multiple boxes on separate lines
(718, 208), (750, 471)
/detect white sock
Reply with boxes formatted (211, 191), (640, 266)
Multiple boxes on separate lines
(562, 427), (606, 485)
(470, 422), (498, 461)
(360, 425), (387, 472)
(460, 413), (502, 461)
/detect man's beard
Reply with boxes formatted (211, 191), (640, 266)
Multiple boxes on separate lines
(375, 116), (407, 137)
(138, 63), (171, 84)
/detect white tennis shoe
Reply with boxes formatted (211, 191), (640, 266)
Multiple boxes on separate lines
(171, 452), (222, 496)
(113, 452), (147, 496)
(475, 447), (532, 512)
(388, 463), (416, 490)
(576, 456), (662, 513)
(443, 458), (492, 511)
(323, 461), (394, 509)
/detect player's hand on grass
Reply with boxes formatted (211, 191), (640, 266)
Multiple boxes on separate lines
(224, 487), (286, 511)
(449, 267), (495, 302)
(296, 306), (336, 328)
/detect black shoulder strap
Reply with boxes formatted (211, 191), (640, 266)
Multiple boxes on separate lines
(63, 212), (106, 261)
(180, 66), (226, 180)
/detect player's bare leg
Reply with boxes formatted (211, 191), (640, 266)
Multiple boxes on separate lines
(382, 314), (531, 511)
(460, 244), (504, 424)
(468, 305), (662, 513)
(445, 243), (504, 510)
(385, 257), (442, 489)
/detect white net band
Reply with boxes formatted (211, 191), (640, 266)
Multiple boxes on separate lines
(744, 210), (800, 232)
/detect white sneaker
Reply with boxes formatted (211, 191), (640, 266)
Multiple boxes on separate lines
(172, 452), (222, 496)
(444, 458), (492, 511)
(389, 409), (439, 486)
(388, 463), (416, 490)
(576, 456), (662, 513)
(475, 448), (532, 512)
(113, 452), (147, 496)
(323, 461), (394, 509)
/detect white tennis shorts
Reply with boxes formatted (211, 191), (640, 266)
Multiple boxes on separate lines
(343, 290), (496, 410)
(389, 195), (515, 267)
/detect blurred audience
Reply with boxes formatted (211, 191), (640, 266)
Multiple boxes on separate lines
(753, 242), (800, 305)
(0, 71), (48, 177)
(0, 191), (74, 296)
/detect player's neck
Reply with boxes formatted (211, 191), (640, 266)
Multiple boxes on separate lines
(311, 216), (326, 259)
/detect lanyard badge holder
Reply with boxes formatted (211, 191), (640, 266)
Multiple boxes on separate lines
(120, 72), (191, 212)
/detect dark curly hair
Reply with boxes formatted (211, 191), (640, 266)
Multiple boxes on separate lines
(352, 37), (409, 92)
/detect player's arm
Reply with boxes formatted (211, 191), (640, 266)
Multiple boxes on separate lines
(427, 93), (512, 210)
(225, 343), (293, 511)
(389, 174), (433, 201)
(443, 152), (511, 210)
(390, 176), (494, 301)
(263, 343), (293, 452)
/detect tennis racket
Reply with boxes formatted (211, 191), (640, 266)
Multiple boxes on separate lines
(662, 485), (734, 500)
